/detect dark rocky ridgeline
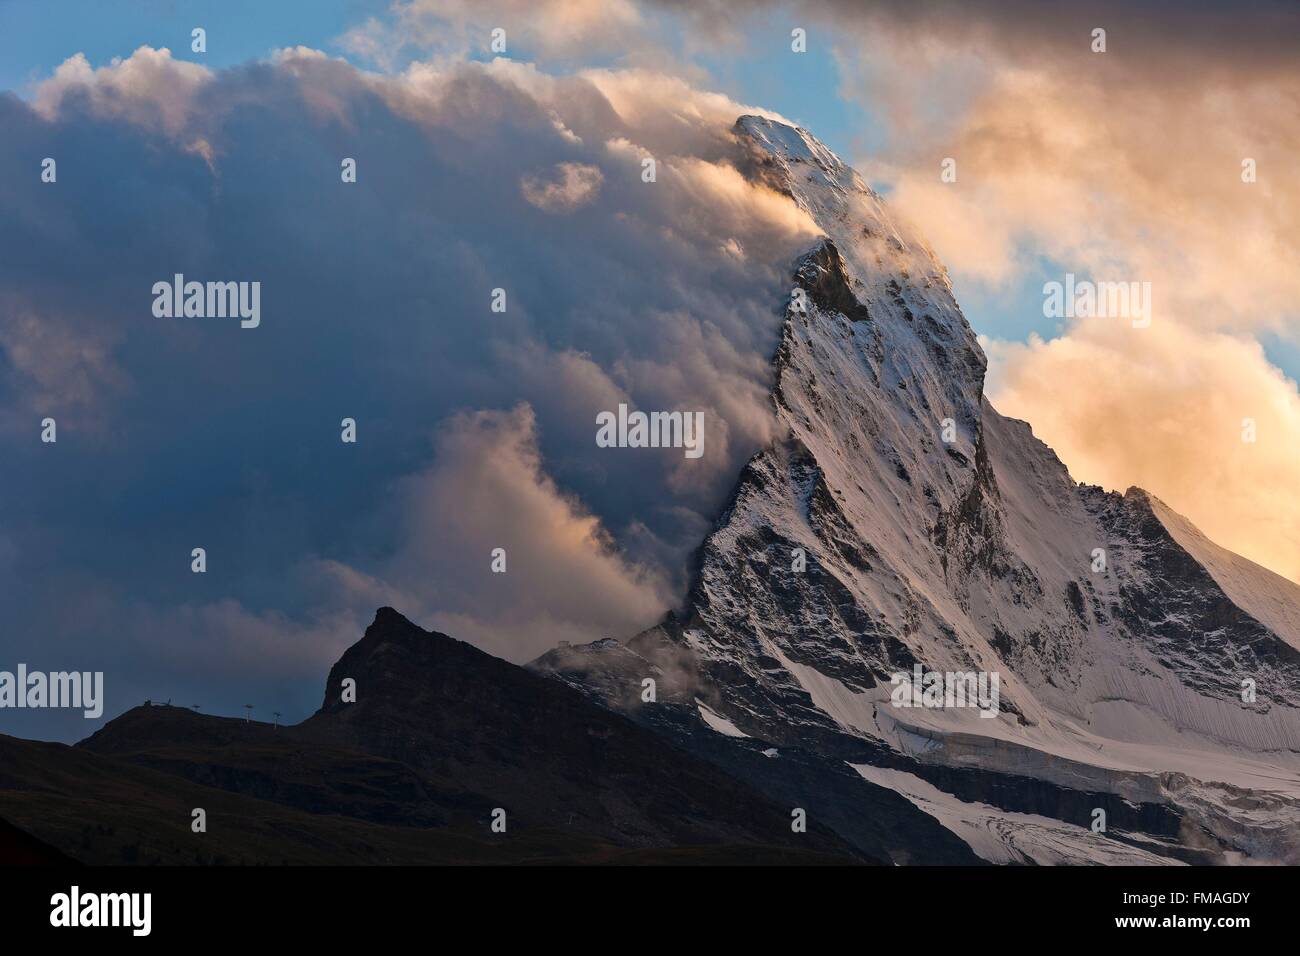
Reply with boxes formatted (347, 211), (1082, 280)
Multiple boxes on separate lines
(292, 606), (882, 856)
(1, 606), (911, 865)
(299, 606), (978, 864)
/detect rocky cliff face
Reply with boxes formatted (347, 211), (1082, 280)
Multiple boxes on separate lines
(530, 115), (1300, 865)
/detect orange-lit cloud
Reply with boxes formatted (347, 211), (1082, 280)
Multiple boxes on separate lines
(332, 403), (676, 661)
(987, 321), (1300, 584)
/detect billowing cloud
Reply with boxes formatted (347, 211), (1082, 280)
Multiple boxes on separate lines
(0, 297), (129, 433)
(520, 161), (603, 212)
(869, 67), (1300, 333)
(33, 46), (212, 134)
(0, 45), (820, 737)
(329, 403), (674, 661)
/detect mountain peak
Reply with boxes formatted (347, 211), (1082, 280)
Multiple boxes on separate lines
(733, 111), (988, 444)
(734, 114), (860, 192)
(547, 115), (1300, 863)
(371, 604), (426, 631)
(372, 605), (408, 625)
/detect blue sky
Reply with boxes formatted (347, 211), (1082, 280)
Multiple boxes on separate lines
(0, 0), (378, 92)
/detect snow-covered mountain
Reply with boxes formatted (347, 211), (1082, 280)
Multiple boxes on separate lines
(531, 115), (1300, 865)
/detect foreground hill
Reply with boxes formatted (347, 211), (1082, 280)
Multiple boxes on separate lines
(1, 608), (978, 864)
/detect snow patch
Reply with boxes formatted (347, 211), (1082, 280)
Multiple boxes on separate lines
(696, 699), (748, 737)
(851, 764), (1182, 866)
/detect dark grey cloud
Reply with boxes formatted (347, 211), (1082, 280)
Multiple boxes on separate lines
(658, 0), (1300, 79)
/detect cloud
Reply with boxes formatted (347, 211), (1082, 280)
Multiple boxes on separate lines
(0, 45), (820, 735)
(0, 296), (129, 434)
(520, 161), (604, 212)
(667, 1), (1300, 81)
(33, 46), (211, 135)
(868, 67), (1300, 333)
(581, 68), (794, 156)
(331, 404), (674, 661)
